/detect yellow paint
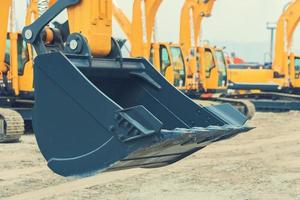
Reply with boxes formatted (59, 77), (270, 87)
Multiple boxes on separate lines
(0, 0), (54, 95)
(0, 0), (12, 74)
(10, 33), (20, 95)
(67, 0), (112, 56)
(198, 45), (227, 91)
(179, 0), (216, 91)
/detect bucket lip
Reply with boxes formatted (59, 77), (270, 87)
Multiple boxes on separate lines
(45, 123), (252, 177)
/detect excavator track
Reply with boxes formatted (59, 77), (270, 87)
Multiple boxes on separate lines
(0, 108), (24, 143)
(224, 92), (300, 112)
(215, 98), (256, 120)
(193, 98), (256, 120)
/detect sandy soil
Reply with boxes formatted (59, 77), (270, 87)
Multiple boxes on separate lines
(1, 112), (300, 200)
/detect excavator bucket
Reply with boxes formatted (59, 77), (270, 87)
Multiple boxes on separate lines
(33, 52), (252, 177)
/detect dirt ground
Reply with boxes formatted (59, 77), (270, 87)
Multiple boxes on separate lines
(0, 112), (300, 200)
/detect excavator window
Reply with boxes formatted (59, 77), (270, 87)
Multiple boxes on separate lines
(149, 47), (154, 64)
(295, 57), (300, 79)
(215, 50), (227, 86)
(204, 49), (215, 78)
(17, 34), (29, 75)
(5, 39), (10, 65)
(160, 45), (171, 75)
(170, 46), (186, 87)
(5, 34), (29, 75)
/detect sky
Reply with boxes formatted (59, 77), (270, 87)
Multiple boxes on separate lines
(16, 0), (300, 62)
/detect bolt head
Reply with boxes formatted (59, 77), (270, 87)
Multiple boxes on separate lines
(24, 29), (33, 40)
(69, 39), (78, 50)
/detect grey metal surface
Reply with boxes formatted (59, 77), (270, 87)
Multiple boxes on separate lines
(32, 53), (251, 177)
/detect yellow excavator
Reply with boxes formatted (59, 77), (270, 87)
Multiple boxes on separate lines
(148, 42), (186, 88)
(225, 0), (300, 111)
(179, 0), (215, 92)
(22, 0), (251, 177)
(112, 0), (215, 91)
(113, 0), (182, 86)
(179, 0), (230, 94)
(179, 1), (227, 93)
(0, 0), (44, 142)
(113, 0), (255, 118)
(197, 45), (228, 94)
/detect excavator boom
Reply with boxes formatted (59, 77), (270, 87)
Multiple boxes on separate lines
(23, 0), (251, 177)
(179, 0), (215, 90)
(112, 2), (132, 42)
(0, 0), (12, 74)
(273, 0), (300, 77)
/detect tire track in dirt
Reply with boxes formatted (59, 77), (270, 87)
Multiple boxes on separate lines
(5, 168), (153, 200)
(0, 166), (47, 180)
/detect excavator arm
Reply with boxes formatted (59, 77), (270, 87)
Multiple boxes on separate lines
(273, 0), (300, 78)
(180, 0), (198, 60)
(23, 0), (251, 177)
(179, 0), (215, 60)
(179, 0), (215, 90)
(112, 2), (132, 41)
(113, 0), (180, 84)
(113, 0), (163, 58)
(194, 0), (215, 47)
(67, 0), (112, 56)
(0, 0), (12, 74)
(127, 0), (163, 58)
(25, 0), (40, 62)
(26, 0), (39, 26)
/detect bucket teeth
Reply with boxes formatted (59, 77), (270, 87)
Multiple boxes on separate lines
(108, 125), (252, 171)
